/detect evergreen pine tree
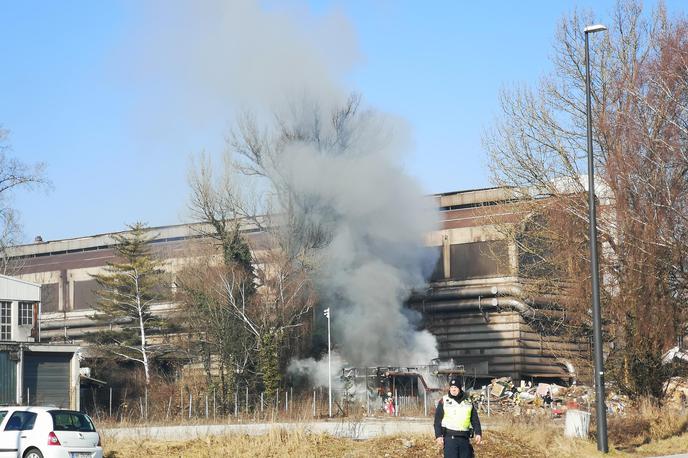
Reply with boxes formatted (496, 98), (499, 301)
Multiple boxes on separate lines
(89, 222), (169, 385)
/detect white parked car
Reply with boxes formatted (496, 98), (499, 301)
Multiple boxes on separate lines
(0, 406), (102, 458)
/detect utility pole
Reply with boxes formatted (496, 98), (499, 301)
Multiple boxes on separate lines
(324, 307), (332, 418)
(584, 23), (609, 454)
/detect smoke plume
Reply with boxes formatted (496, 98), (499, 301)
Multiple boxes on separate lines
(126, 0), (439, 379)
(269, 105), (440, 367)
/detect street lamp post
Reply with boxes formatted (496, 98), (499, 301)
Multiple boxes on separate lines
(324, 307), (332, 418)
(584, 23), (608, 454)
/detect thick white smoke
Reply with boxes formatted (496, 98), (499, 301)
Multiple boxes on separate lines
(272, 114), (439, 367)
(287, 353), (345, 390)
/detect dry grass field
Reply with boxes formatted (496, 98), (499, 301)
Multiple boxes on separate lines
(102, 403), (688, 457)
(101, 429), (688, 458)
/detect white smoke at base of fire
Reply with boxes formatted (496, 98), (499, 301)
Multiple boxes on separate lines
(287, 353), (345, 390)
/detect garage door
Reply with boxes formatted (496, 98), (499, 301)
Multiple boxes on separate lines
(23, 353), (71, 408)
(0, 351), (17, 404)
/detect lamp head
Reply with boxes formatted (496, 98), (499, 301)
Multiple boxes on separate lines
(584, 24), (607, 34)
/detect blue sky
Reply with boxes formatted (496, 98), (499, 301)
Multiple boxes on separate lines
(2, 0), (684, 242)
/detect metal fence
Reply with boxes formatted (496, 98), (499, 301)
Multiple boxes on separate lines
(81, 385), (438, 423)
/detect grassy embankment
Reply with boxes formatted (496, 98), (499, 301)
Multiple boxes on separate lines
(102, 402), (688, 457)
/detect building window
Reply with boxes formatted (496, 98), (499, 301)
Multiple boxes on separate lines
(19, 302), (34, 326)
(449, 240), (511, 280)
(0, 301), (10, 341)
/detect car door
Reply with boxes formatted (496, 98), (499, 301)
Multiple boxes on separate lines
(0, 410), (36, 458)
(0, 409), (19, 458)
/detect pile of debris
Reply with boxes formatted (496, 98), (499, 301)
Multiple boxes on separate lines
(663, 377), (688, 409)
(470, 377), (631, 417)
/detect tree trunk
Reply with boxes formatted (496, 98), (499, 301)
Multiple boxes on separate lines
(135, 275), (150, 386)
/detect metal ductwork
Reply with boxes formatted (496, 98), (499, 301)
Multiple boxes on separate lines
(418, 296), (536, 316)
(40, 316), (133, 330)
(415, 295), (567, 324)
(415, 284), (560, 306)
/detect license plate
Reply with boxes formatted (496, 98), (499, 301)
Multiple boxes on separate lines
(72, 453), (91, 458)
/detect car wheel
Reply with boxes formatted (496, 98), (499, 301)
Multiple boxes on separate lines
(24, 448), (44, 458)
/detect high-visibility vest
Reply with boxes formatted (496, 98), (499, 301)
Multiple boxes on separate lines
(440, 395), (473, 431)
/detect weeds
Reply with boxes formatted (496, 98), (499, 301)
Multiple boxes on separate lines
(100, 402), (688, 457)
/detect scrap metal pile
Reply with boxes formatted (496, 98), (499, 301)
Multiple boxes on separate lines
(466, 377), (627, 417)
(467, 376), (688, 417)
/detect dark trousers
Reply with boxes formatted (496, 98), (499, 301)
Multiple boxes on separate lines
(444, 435), (473, 458)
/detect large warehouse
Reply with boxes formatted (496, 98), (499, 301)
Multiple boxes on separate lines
(7, 187), (587, 383)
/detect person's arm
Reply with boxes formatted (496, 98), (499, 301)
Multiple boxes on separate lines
(471, 403), (482, 444)
(470, 403), (482, 435)
(434, 399), (445, 439)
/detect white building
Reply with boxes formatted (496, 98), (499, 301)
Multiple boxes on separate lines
(0, 274), (80, 409)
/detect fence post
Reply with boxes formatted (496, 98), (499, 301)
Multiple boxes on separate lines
(180, 389), (184, 419)
(213, 388), (216, 420)
(276, 389), (279, 411)
(189, 392), (192, 419)
(424, 388), (427, 416)
(205, 393), (208, 419)
(487, 385), (491, 416)
(245, 386), (249, 414)
(395, 389), (399, 417)
(285, 390), (288, 412)
(109, 388), (113, 418)
(313, 390), (316, 417)
(260, 392), (264, 413)
(234, 391), (238, 417)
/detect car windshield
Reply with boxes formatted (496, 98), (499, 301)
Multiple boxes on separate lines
(49, 411), (96, 432)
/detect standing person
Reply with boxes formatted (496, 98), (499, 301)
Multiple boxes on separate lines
(384, 391), (396, 416)
(434, 378), (482, 458)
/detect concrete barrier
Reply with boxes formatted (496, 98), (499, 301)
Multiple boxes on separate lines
(564, 409), (590, 438)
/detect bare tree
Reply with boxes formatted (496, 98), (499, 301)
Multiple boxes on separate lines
(177, 239), (315, 399)
(0, 127), (50, 273)
(175, 245), (255, 412)
(485, 1), (688, 397)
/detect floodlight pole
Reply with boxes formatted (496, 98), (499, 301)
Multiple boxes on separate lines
(584, 23), (608, 454)
(324, 307), (332, 418)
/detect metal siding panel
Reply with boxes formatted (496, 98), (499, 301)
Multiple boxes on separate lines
(40, 284), (59, 312)
(73, 280), (98, 310)
(23, 353), (71, 408)
(0, 351), (17, 404)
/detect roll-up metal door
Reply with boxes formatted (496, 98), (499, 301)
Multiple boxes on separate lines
(0, 351), (17, 404)
(23, 352), (71, 408)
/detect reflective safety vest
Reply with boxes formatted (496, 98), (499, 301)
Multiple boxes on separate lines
(440, 395), (473, 431)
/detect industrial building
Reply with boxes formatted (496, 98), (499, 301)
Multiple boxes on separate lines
(411, 188), (586, 381)
(7, 188), (587, 383)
